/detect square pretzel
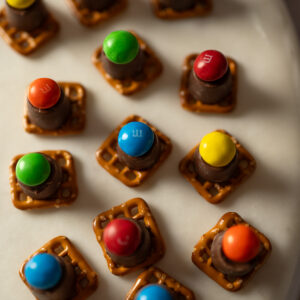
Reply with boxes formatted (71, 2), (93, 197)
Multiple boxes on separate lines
(96, 115), (172, 187)
(92, 31), (163, 95)
(126, 267), (195, 300)
(9, 150), (78, 210)
(93, 198), (166, 276)
(20, 236), (98, 300)
(151, 0), (212, 19)
(24, 82), (86, 136)
(179, 130), (256, 204)
(180, 54), (238, 113)
(192, 212), (272, 291)
(66, 0), (127, 27)
(0, 9), (59, 55)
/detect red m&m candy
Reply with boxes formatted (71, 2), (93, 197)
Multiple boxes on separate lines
(222, 224), (260, 263)
(193, 50), (228, 82)
(103, 219), (141, 256)
(28, 78), (61, 109)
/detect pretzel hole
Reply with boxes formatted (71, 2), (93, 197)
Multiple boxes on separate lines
(116, 213), (125, 219)
(62, 188), (71, 198)
(69, 87), (78, 99)
(100, 219), (110, 229)
(12, 31), (21, 40)
(189, 58), (195, 68)
(208, 186), (219, 196)
(239, 160), (249, 169)
(62, 171), (70, 182)
(125, 170), (137, 180)
(20, 40), (29, 49)
(187, 161), (195, 173)
(130, 205), (139, 217)
(74, 264), (82, 275)
(71, 102), (79, 113)
(53, 244), (64, 255)
(206, 238), (213, 249)
(63, 254), (72, 263)
(19, 192), (27, 201)
(226, 218), (237, 228)
(79, 277), (89, 288)
(101, 151), (112, 162)
(113, 161), (125, 172)
(58, 156), (66, 167)
(199, 248), (209, 262)
(148, 274), (159, 283)
(110, 140), (118, 150)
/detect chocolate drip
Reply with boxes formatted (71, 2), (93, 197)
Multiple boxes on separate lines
(18, 154), (63, 200)
(27, 88), (71, 131)
(100, 49), (145, 80)
(117, 134), (161, 171)
(193, 148), (239, 183)
(188, 68), (232, 104)
(159, 0), (196, 11)
(105, 219), (152, 267)
(30, 257), (76, 300)
(80, 0), (116, 11)
(5, 0), (48, 32)
(211, 232), (256, 277)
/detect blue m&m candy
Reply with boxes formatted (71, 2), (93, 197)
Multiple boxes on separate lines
(118, 122), (154, 157)
(135, 284), (173, 300)
(24, 253), (62, 290)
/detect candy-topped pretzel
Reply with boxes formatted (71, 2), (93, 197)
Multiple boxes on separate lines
(179, 130), (256, 203)
(93, 198), (165, 275)
(192, 212), (272, 291)
(151, 0), (212, 19)
(66, 0), (127, 27)
(20, 236), (98, 300)
(126, 267), (195, 300)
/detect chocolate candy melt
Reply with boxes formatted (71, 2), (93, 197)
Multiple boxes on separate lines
(17, 154), (63, 200)
(193, 148), (239, 183)
(117, 133), (161, 171)
(211, 232), (255, 277)
(28, 256), (76, 300)
(104, 219), (152, 268)
(80, 0), (116, 11)
(159, 0), (196, 11)
(27, 87), (71, 130)
(5, 0), (48, 31)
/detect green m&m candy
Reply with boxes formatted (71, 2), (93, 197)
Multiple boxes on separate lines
(103, 30), (139, 64)
(16, 153), (51, 187)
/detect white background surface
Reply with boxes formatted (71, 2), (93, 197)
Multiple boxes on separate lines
(0, 0), (299, 299)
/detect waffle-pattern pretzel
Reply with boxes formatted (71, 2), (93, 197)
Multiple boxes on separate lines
(9, 150), (78, 210)
(24, 82), (86, 136)
(192, 212), (272, 291)
(93, 198), (165, 276)
(0, 9), (59, 55)
(179, 130), (256, 204)
(66, 0), (127, 27)
(180, 55), (237, 113)
(96, 115), (172, 187)
(92, 31), (163, 96)
(151, 0), (212, 19)
(126, 267), (195, 300)
(20, 236), (98, 300)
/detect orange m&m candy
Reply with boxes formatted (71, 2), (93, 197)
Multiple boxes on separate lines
(222, 224), (260, 263)
(28, 78), (61, 109)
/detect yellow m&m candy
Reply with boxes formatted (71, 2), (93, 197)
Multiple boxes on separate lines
(7, 0), (35, 9)
(199, 131), (236, 167)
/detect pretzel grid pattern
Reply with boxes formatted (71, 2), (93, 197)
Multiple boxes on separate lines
(0, 9), (59, 55)
(96, 115), (172, 187)
(151, 0), (212, 19)
(20, 236), (98, 300)
(66, 0), (127, 26)
(126, 267), (195, 300)
(192, 212), (272, 291)
(93, 198), (165, 276)
(92, 31), (163, 95)
(180, 55), (238, 113)
(179, 130), (256, 204)
(9, 150), (78, 210)
(24, 82), (86, 136)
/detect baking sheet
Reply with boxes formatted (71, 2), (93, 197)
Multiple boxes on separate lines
(0, 0), (299, 299)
